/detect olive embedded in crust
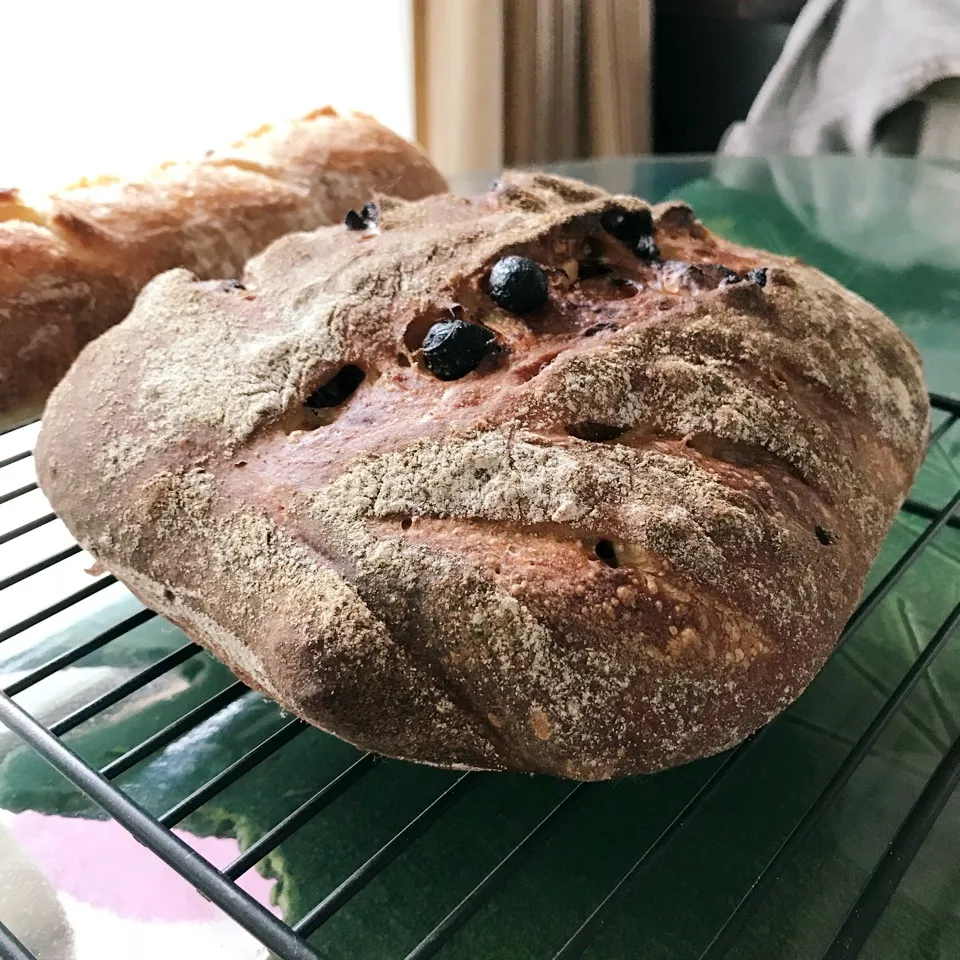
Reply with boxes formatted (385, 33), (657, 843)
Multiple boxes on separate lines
(488, 256), (549, 314)
(600, 207), (654, 243)
(600, 208), (659, 261)
(421, 318), (498, 380)
(344, 209), (366, 230)
(344, 201), (379, 231)
(633, 235), (661, 262)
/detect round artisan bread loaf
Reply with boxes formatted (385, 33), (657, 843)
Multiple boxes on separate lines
(35, 172), (930, 780)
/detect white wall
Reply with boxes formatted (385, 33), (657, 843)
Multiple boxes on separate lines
(2, 0), (414, 193)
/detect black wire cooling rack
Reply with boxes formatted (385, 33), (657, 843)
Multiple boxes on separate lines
(0, 393), (959, 960)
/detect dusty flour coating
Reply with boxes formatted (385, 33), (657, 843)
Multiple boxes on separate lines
(35, 171), (930, 779)
(304, 485), (779, 776)
(121, 273), (345, 468)
(315, 430), (773, 588)
(115, 560), (284, 702)
(139, 468), (396, 659)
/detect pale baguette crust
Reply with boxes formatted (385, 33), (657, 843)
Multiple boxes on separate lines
(36, 173), (929, 780)
(0, 107), (446, 426)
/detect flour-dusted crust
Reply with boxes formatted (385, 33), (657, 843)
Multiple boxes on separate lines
(0, 107), (446, 427)
(36, 173), (929, 780)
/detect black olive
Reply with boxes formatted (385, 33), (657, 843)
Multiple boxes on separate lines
(748, 267), (768, 287)
(344, 201), (379, 231)
(488, 256), (549, 314)
(223, 279), (246, 291)
(305, 365), (366, 408)
(344, 209), (365, 230)
(422, 319), (498, 380)
(633, 235), (661, 262)
(600, 207), (654, 242)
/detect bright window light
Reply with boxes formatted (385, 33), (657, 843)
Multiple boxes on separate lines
(2, 0), (414, 194)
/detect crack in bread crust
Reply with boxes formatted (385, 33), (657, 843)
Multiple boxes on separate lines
(35, 171), (929, 779)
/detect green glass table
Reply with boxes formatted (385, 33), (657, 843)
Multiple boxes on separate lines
(0, 155), (958, 960)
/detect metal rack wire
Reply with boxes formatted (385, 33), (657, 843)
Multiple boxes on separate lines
(0, 392), (958, 960)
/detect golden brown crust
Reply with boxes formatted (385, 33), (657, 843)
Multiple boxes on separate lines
(35, 172), (929, 780)
(0, 108), (446, 427)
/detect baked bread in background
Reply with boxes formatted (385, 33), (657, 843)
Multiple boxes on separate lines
(36, 172), (929, 780)
(0, 107), (446, 427)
